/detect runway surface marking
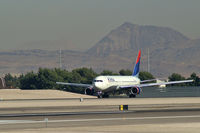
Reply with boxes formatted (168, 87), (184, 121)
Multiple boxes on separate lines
(1, 115), (200, 124)
(0, 120), (35, 124)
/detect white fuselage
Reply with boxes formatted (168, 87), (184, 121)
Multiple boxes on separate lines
(93, 76), (140, 92)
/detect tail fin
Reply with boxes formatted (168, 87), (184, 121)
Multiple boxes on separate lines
(132, 50), (141, 77)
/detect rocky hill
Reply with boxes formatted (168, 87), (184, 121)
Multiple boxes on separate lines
(87, 22), (189, 56)
(0, 22), (199, 77)
(86, 22), (200, 77)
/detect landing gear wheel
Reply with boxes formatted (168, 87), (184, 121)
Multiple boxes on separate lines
(97, 95), (102, 98)
(129, 94), (136, 98)
(97, 91), (103, 98)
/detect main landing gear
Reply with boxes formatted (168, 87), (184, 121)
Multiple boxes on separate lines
(128, 90), (136, 98)
(129, 94), (136, 98)
(97, 92), (109, 98)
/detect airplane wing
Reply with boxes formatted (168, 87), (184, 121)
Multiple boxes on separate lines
(138, 80), (193, 87)
(140, 78), (167, 83)
(119, 79), (193, 88)
(56, 82), (93, 88)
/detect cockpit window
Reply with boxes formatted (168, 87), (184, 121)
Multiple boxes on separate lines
(94, 80), (103, 82)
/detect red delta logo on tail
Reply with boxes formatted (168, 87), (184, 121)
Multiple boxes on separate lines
(132, 50), (141, 77)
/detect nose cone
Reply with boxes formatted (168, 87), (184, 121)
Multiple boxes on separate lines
(94, 82), (101, 89)
(93, 76), (106, 89)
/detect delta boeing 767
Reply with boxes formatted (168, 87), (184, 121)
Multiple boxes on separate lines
(56, 50), (193, 98)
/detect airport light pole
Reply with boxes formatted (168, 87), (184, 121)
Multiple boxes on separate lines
(59, 48), (62, 69)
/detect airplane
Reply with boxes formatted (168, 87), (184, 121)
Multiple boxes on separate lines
(56, 50), (193, 98)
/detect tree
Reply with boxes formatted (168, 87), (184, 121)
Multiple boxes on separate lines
(168, 73), (185, 81)
(4, 73), (14, 87)
(54, 68), (69, 81)
(4, 73), (20, 88)
(72, 68), (98, 84)
(187, 72), (200, 86)
(20, 72), (38, 89)
(100, 70), (118, 75)
(37, 68), (62, 89)
(119, 69), (132, 75)
(139, 71), (154, 81)
(18, 67), (199, 92)
(168, 73), (186, 86)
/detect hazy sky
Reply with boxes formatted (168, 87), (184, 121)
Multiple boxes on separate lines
(0, 0), (200, 51)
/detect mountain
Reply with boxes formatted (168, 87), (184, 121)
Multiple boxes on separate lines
(87, 22), (189, 56)
(0, 22), (199, 77)
(86, 22), (199, 77)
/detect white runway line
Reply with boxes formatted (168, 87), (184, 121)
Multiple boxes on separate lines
(48, 115), (200, 122)
(0, 120), (35, 124)
(1, 115), (200, 125)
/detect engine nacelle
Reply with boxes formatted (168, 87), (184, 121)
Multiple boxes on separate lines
(131, 87), (141, 95)
(85, 88), (94, 95)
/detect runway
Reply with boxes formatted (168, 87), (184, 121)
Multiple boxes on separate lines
(1, 97), (200, 114)
(1, 97), (200, 132)
(0, 110), (200, 132)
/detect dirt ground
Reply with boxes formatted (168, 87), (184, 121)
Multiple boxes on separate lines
(0, 89), (95, 99)
(0, 89), (200, 109)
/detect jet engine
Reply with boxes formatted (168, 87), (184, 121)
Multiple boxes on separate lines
(131, 87), (141, 95)
(85, 88), (94, 95)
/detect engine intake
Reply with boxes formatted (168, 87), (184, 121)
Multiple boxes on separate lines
(85, 88), (94, 95)
(131, 87), (141, 95)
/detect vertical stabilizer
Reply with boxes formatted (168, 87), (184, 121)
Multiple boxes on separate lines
(132, 50), (141, 77)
